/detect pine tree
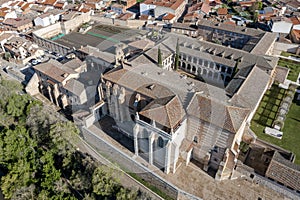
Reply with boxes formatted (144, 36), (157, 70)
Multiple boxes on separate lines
(157, 47), (162, 67)
(174, 38), (180, 70)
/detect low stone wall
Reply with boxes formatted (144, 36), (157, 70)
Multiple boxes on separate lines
(90, 15), (145, 29)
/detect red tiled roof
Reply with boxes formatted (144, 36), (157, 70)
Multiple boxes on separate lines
(201, 2), (210, 14)
(80, 8), (90, 13)
(163, 13), (175, 20)
(0, 7), (9, 12)
(217, 8), (228, 15)
(117, 13), (133, 20)
(21, 3), (30, 10)
(54, 2), (64, 8)
(139, 95), (185, 130)
(43, 0), (57, 5)
(292, 29), (300, 39)
(223, 20), (236, 26)
(85, 3), (96, 9)
(0, 11), (7, 18)
(143, 0), (185, 11)
(140, 14), (149, 20)
(290, 16), (300, 25)
(10, 1), (19, 6)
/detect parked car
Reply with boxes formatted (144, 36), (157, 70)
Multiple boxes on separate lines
(31, 59), (40, 65)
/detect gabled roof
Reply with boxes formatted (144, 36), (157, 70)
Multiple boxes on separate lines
(266, 151), (300, 191)
(162, 13), (175, 20)
(139, 95), (185, 130)
(187, 93), (250, 133)
(43, 0), (57, 5)
(217, 8), (228, 15)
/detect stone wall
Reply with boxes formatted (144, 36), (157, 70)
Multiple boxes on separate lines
(33, 23), (62, 38)
(63, 12), (91, 34)
(90, 15), (145, 29)
(81, 126), (201, 200)
(32, 34), (71, 55)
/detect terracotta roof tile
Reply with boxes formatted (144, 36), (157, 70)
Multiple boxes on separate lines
(217, 8), (228, 15)
(43, 0), (57, 5)
(187, 93), (249, 133)
(266, 151), (300, 191)
(162, 13), (175, 20)
(139, 95), (185, 130)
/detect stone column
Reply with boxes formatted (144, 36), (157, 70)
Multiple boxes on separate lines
(47, 85), (54, 103)
(164, 141), (171, 174)
(149, 132), (155, 165)
(53, 84), (60, 107)
(61, 94), (68, 109)
(133, 123), (139, 156)
(118, 87), (125, 123)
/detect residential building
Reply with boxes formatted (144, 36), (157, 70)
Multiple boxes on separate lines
(3, 36), (44, 64)
(2, 17), (33, 32)
(34, 13), (57, 27)
(140, 0), (187, 21)
(171, 20), (277, 53)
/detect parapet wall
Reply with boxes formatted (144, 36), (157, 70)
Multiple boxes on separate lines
(33, 12), (91, 38)
(90, 15), (145, 28)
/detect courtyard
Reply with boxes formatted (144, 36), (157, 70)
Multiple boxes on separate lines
(251, 84), (300, 164)
(278, 56), (300, 82)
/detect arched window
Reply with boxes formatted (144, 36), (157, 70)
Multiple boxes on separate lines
(193, 136), (198, 143)
(158, 137), (164, 148)
(192, 66), (196, 73)
(187, 64), (191, 71)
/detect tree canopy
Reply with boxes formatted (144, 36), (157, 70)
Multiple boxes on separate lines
(0, 77), (149, 200)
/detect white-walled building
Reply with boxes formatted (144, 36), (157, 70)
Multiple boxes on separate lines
(140, 0), (187, 20)
(34, 13), (57, 27)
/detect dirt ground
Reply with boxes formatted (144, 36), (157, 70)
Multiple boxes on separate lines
(162, 163), (289, 200)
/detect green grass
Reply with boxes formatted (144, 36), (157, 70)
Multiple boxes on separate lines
(251, 85), (300, 164)
(277, 58), (300, 82)
(280, 52), (300, 58)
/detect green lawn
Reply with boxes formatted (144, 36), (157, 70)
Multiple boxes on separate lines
(277, 58), (300, 82)
(251, 85), (300, 164)
(280, 52), (300, 58)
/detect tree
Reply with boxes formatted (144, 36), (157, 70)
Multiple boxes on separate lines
(250, 1), (263, 13)
(49, 121), (79, 155)
(174, 39), (180, 70)
(40, 151), (61, 192)
(157, 47), (162, 67)
(116, 187), (138, 200)
(6, 93), (30, 118)
(92, 166), (119, 197)
(3, 52), (11, 61)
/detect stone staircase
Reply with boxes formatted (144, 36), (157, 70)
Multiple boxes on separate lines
(198, 124), (216, 157)
(215, 131), (230, 148)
